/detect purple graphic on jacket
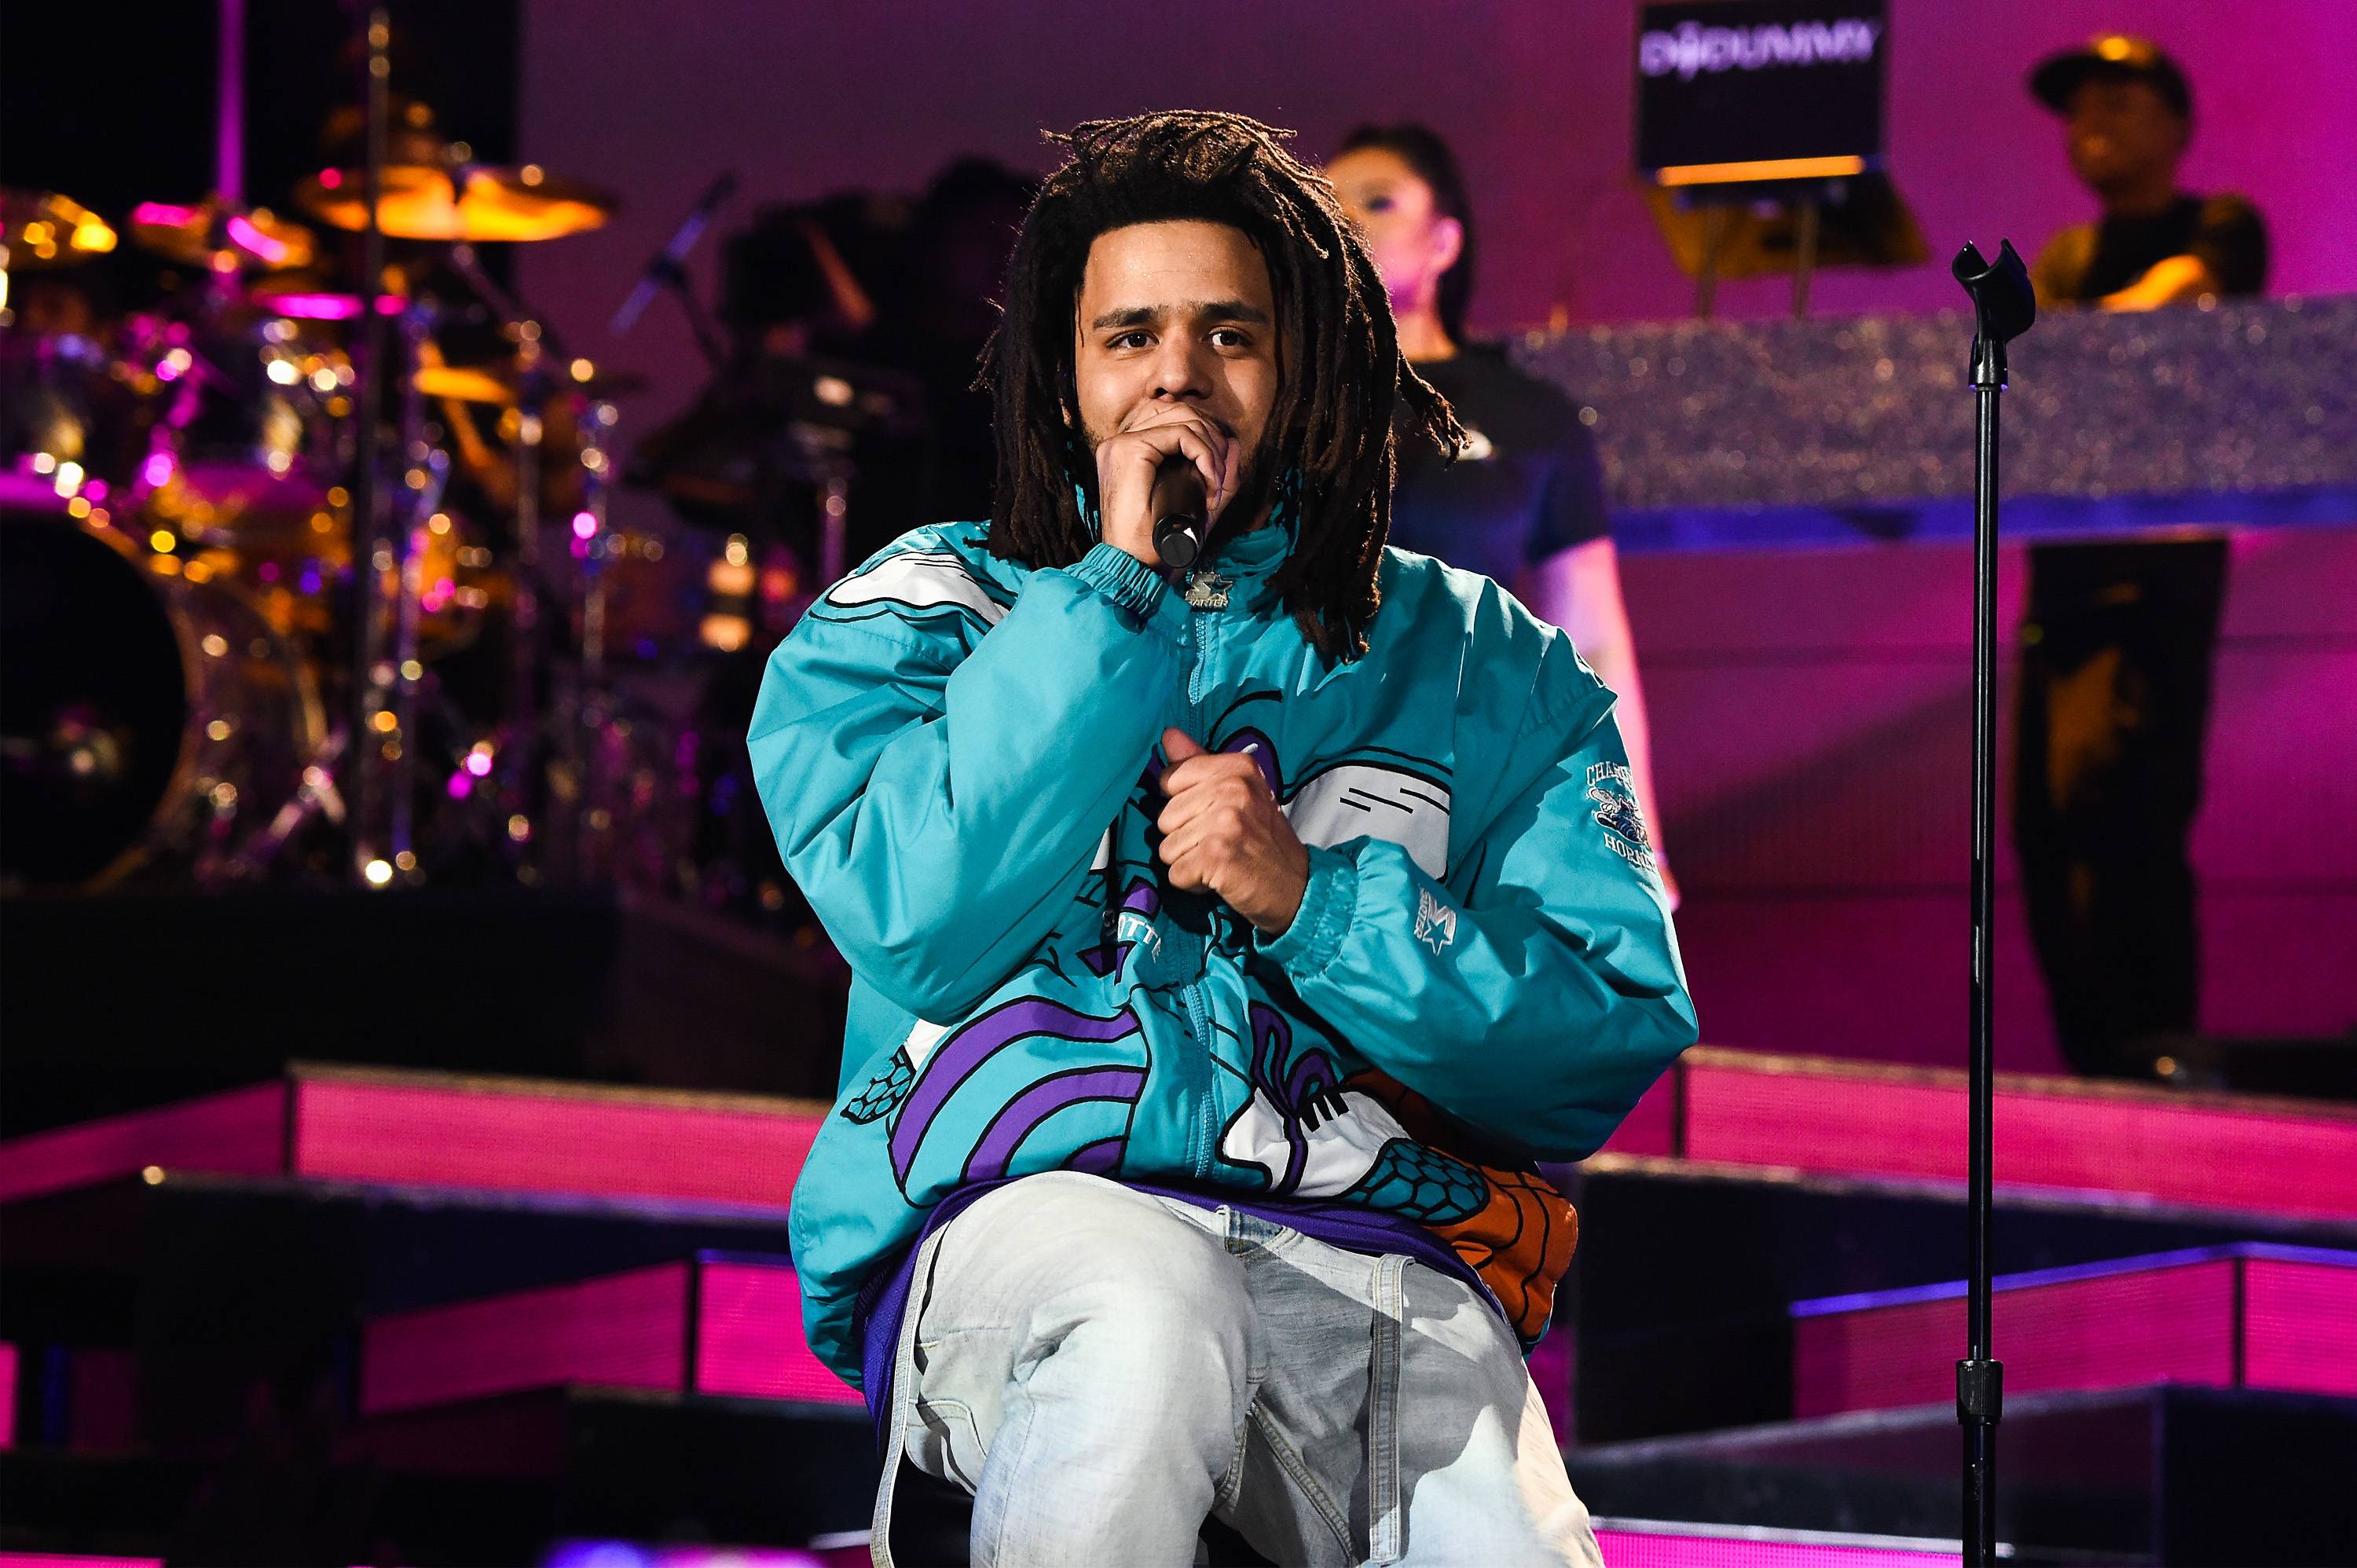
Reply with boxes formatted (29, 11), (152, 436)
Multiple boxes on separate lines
(1222, 727), (1281, 794)
(884, 997), (1148, 1189)
(1238, 1004), (1351, 1196)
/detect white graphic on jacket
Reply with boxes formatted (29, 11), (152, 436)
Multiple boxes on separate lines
(1216, 1004), (1487, 1222)
(1281, 761), (1450, 877)
(823, 548), (1009, 627)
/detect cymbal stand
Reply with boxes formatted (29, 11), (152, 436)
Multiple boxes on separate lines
(351, 302), (444, 888)
(348, 2), (396, 887)
(790, 420), (858, 584)
(441, 242), (578, 880)
(570, 394), (622, 877)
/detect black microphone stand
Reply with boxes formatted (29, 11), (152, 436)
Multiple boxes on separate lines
(1949, 237), (2035, 1568)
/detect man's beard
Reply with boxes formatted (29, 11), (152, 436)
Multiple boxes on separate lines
(1208, 442), (1282, 548)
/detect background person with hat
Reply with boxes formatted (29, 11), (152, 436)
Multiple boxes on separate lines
(2011, 34), (2265, 1084)
(2026, 32), (2269, 310)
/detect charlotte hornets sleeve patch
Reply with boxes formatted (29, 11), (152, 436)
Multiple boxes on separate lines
(1585, 760), (1656, 874)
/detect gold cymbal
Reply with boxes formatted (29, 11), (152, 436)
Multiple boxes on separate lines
(416, 360), (647, 406)
(127, 197), (316, 273)
(295, 163), (614, 243)
(1, 189), (119, 268)
(413, 365), (514, 404)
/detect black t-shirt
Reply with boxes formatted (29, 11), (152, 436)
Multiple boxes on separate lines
(1387, 344), (1611, 588)
(2044, 192), (2270, 304)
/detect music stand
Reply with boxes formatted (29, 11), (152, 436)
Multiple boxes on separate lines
(1643, 171), (1929, 317)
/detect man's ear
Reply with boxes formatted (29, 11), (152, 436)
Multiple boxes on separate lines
(1431, 217), (1465, 278)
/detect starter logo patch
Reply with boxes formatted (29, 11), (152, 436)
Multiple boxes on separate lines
(1413, 888), (1460, 956)
(1585, 761), (1657, 874)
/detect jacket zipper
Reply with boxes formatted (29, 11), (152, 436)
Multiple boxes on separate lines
(1180, 605), (1218, 1178)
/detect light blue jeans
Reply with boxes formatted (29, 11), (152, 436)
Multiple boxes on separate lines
(871, 1171), (1602, 1567)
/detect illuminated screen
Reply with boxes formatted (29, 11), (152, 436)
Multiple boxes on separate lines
(1634, 1), (1889, 176)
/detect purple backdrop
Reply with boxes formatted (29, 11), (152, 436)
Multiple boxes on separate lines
(513, 1), (2357, 1068)
(518, 0), (2357, 406)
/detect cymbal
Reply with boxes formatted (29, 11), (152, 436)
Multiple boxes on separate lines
(416, 360), (648, 406)
(127, 198), (316, 273)
(295, 163), (614, 243)
(247, 288), (409, 322)
(1, 189), (119, 268)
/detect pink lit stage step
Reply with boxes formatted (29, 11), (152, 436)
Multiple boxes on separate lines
(1590, 1522), (1963, 1568)
(1598, 1047), (2357, 1221)
(1792, 1242), (2357, 1418)
(0, 1067), (827, 1214)
(2, 1346), (137, 1453)
(359, 1251), (855, 1415)
(556, 1533), (1965, 1568)
(9, 1051), (2351, 1225)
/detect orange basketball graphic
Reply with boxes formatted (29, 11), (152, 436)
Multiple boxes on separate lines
(1345, 1072), (1580, 1343)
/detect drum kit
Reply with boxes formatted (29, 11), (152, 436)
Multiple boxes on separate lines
(0, 50), (811, 913)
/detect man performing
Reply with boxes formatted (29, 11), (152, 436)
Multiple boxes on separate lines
(750, 112), (1695, 1566)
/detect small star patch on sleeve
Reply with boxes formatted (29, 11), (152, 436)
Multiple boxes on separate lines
(1413, 888), (1460, 955)
(1585, 761), (1657, 874)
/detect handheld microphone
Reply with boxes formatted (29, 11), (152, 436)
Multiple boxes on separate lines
(1150, 457), (1208, 571)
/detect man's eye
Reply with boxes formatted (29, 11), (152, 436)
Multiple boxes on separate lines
(1109, 331), (1152, 350)
(1365, 194), (1395, 213)
(1209, 328), (1252, 349)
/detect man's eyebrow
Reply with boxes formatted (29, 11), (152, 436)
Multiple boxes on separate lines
(1087, 299), (1272, 332)
(1089, 305), (1160, 332)
(1199, 299), (1271, 325)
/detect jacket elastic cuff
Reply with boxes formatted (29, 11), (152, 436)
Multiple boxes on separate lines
(1256, 845), (1354, 976)
(1069, 542), (1171, 621)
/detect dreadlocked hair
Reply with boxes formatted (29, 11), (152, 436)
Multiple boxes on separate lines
(980, 110), (1458, 662)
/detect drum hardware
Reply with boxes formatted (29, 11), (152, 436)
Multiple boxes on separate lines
(0, 513), (326, 890)
(239, 729), (350, 879)
(0, 24), (900, 934)
(1, 329), (149, 515)
(350, 295), (449, 891)
(126, 198), (317, 275)
(294, 161), (616, 244)
(123, 306), (358, 550)
(413, 361), (648, 407)
(0, 189), (119, 272)
(244, 289), (409, 323)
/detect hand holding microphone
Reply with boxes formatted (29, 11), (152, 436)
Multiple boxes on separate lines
(1093, 404), (1235, 572)
(1149, 459), (1208, 571)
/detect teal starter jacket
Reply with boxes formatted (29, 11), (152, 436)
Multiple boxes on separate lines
(749, 518), (1697, 1387)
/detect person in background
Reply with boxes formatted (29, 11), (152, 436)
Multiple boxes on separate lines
(2026, 33), (2267, 310)
(1329, 124), (1676, 905)
(2016, 35), (2266, 1080)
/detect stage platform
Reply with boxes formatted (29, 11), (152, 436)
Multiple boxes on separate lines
(5, 1046), (2355, 1562)
(1566, 1384), (2357, 1566)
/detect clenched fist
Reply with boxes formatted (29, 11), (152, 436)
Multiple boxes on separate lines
(1156, 727), (1309, 936)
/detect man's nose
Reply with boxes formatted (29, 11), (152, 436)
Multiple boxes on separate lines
(1149, 335), (1213, 401)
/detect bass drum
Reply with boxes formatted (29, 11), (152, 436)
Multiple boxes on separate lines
(0, 513), (324, 889)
